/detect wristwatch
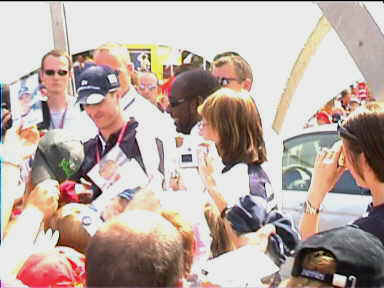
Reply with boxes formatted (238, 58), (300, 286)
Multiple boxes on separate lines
(304, 200), (320, 215)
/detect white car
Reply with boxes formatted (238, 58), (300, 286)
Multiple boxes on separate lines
(281, 124), (371, 232)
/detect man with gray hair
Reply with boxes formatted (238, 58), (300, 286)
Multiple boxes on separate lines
(136, 71), (159, 106)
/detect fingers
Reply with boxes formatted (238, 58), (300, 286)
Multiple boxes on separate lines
(34, 229), (60, 248)
(51, 230), (60, 246)
(258, 223), (276, 238)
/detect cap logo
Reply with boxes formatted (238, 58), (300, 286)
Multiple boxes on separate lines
(107, 74), (118, 85)
(59, 158), (77, 178)
(81, 80), (88, 86)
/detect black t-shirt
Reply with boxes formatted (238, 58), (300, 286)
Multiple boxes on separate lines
(353, 203), (384, 245)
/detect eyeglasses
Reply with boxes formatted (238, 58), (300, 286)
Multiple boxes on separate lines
(44, 69), (68, 76)
(337, 120), (359, 142)
(169, 97), (188, 108)
(138, 84), (157, 91)
(216, 77), (239, 87)
(198, 121), (210, 129)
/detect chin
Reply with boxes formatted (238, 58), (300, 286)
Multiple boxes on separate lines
(176, 125), (191, 135)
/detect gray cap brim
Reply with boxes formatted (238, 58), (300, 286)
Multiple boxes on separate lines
(31, 148), (57, 187)
(76, 93), (105, 105)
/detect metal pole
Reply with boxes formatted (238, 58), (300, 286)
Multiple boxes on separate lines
(49, 2), (75, 96)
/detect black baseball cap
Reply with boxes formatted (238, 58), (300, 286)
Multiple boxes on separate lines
(291, 225), (384, 287)
(76, 65), (120, 105)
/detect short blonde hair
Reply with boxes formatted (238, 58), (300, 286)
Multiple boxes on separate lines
(94, 42), (132, 65)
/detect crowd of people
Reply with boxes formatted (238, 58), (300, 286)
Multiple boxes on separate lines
(305, 81), (376, 127)
(1, 43), (384, 287)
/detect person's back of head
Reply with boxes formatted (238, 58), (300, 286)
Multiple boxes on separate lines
(161, 209), (195, 277)
(281, 225), (384, 288)
(86, 209), (184, 287)
(93, 42), (134, 91)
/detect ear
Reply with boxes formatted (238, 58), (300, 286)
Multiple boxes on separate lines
(126, 63), (134, 74)
(242, 78), (252, 91)
(360, 152), (374, 178)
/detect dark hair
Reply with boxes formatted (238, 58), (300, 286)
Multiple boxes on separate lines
(340, 89), (349, 98)
(171, 68), (220, 102)
(341, 101), (384, 182)
(86, 210), (184, 287)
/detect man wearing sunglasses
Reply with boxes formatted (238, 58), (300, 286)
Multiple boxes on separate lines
(211, 54), (253, 92)
(38, 49), (97, 141)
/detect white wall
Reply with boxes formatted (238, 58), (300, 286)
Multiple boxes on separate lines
(0, 2), (54, 83)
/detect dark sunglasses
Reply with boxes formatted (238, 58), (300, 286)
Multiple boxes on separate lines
(44, 69), (68, 76)
(337, 120), (359, 142)
(216, 77), (239, 86)
(169, 97), (188, 108)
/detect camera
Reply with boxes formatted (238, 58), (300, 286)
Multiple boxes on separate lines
(179, 145), (198, 168)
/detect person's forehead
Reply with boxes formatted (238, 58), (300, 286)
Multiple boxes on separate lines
(140, 74), (157, 84)
(212, 62), (237, 78)
(43, 55), (69, 69)
(93, 50), (122, 70)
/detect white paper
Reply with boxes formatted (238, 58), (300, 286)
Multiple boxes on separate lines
(9, 73), (43, 128)
(201, 245), (279, 287)
(88, 146), (149, 211)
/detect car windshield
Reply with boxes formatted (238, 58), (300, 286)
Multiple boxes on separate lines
(283, 130), (370, 196)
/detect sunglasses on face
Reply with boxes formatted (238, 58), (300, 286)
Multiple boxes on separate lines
(44, 69), (68, 76)
(169, 97), (188, 108)
(138, 84), (157, 91)
(216, 77), (239, 86)
(337, 120), (359, 142)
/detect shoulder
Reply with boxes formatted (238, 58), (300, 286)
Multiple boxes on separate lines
(84, 135), (99, 151)
(353, 205), (384, 243)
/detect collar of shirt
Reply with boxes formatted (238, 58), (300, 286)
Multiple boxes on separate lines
(120, 85), (137, 111)
(96, 120), (139, 154)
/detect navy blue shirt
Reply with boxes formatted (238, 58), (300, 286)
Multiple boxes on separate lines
(353, 202), (384, 245)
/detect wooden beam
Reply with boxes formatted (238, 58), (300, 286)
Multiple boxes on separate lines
(272, 16), (331, 134)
